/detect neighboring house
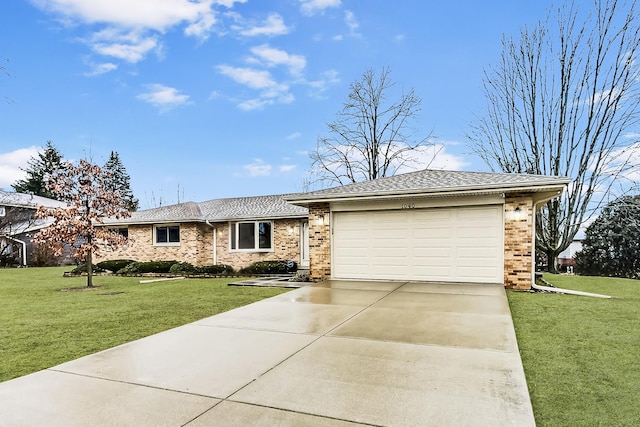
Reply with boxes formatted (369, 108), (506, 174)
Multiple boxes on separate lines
(97, 195), (310, 271)
(0, 190), (67, 266)
(557, 239), (583, 270)
(285, 169), (569, 290)
(98, 169), (569, 290)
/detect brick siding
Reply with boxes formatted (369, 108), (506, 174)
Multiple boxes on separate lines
(308, 203), (331, 281)
(96, 218), (304, 271)
(503, 195), (534, 290)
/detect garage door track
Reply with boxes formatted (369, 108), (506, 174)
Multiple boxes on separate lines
(0, 280), (535, 426)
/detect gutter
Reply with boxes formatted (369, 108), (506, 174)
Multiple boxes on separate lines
(532, 283), (613, 299)
(205, 220), (217, 265)
(285, 182), (570, 205)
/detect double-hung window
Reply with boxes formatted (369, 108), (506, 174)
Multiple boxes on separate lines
(230, 221), (272, 251)
(155, 225), (180, 245)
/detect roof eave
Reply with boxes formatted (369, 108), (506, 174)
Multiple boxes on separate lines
(286, 181), (569, 205)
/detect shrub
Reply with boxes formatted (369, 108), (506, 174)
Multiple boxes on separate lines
(169, 262), (235, 275)
(198, 264), (234, 275)
(97, 259), (135, 272)
(68, 263), (106, 274)
(0, 254), (19, 267)
(117, 260), (178, 274)
(169, 262), (199, 274)
(240, 260), (297, 275)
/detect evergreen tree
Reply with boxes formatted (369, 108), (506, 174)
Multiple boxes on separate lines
(12, 141), (65, 199)
(103, 151), (139, 212)
(575, 195), (640, 279)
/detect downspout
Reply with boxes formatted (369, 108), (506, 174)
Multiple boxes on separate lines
(205, 220), (217, 265)
(3, 235), (27, 266)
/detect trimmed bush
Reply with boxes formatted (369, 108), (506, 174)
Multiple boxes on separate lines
(240, 260), (297, 275)
(117, 260), (178, 274)
(198, 264), (234, 275)
(68, 263), (106, 274)
(97, 259), (135, 272)
(169, 262), (235, 275)
(169, 262), (199, 274)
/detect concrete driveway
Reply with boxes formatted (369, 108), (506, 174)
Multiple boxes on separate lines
(0, 280), (535, 426)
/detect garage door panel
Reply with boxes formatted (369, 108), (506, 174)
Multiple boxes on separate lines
(333, 206), (503, 284)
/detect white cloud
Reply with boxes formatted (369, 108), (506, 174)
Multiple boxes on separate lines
(243, 159), (271, 176)
(30, 0), (234, 64)
(300, 0), (341, 16)
(217, 64), (293, 110)
(623, 132), (640, 139)
(82, 60), (117, 77)
(0, 147), (41, 189)
(137, 84), (192, 111)
(287, 132), (302, 140)
(279, 164), (297, 172)
(344, 10), (360, 37)
(88, 30), (159, 63)
(217, 65), (278, 89)
(250, 44), (306, 76)
(237, 13), (289, 37)
(32, 0), (217, 33)
(306, 69), (340, 97)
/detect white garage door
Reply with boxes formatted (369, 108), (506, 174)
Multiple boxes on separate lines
(332, 205), (503, 283)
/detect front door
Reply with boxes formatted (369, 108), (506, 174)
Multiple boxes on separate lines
(300, 220), (309, 269)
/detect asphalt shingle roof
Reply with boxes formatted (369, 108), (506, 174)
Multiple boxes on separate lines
(0, 190), (66, 209)
(286, 169), (570, 202)
(103, 195), (308, 225)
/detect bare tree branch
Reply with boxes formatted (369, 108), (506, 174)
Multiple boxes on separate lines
(310, 67), (433, 186)
(468, 0), (640, 271)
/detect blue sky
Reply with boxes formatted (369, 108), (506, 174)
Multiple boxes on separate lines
(0, 0), (554, 208)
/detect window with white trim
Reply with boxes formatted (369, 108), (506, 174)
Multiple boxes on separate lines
(230, 221), (272, 251)
(154, 225), (180, 245)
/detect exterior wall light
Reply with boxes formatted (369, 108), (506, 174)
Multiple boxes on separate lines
(514, 207), (523, 221)
(316, 215), (325, 226)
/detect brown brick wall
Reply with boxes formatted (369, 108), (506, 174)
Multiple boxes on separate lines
(96, 218), (304, 271)
(215, 218), (302, 270)
(95, 223), (214, 266)
(308, 203), (331, 281)
(503, 196), (534, 290)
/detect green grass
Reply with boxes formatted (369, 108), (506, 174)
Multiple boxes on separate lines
(508, 274), (640, 427)
(0, 267), (288, 383)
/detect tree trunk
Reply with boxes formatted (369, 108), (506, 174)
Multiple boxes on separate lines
(86, 249), (93, 288)
(545, 248), (560, 274)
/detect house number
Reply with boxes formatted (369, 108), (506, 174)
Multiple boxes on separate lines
(401, 203), (416, 209)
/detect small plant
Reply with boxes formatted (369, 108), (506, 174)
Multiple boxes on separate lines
(290, 270), (310, 282)
(240, 260), (297, 275)
(96, 259), (135, 272)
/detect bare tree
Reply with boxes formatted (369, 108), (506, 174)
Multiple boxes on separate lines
(34, 160), (131, 287)
(1, 56), (12, 104)
(310, 67), (433, 186)
(468, 0), (640, 271)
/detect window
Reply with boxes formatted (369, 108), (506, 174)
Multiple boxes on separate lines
(155, 225), (180, 245)
(0, 206), (5, 217)
(109, 227), (128, 239)
(230, 221), (272, 251)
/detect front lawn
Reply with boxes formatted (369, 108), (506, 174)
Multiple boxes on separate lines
(0, 267), (287, 383)
(508, 274), (640, 427)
